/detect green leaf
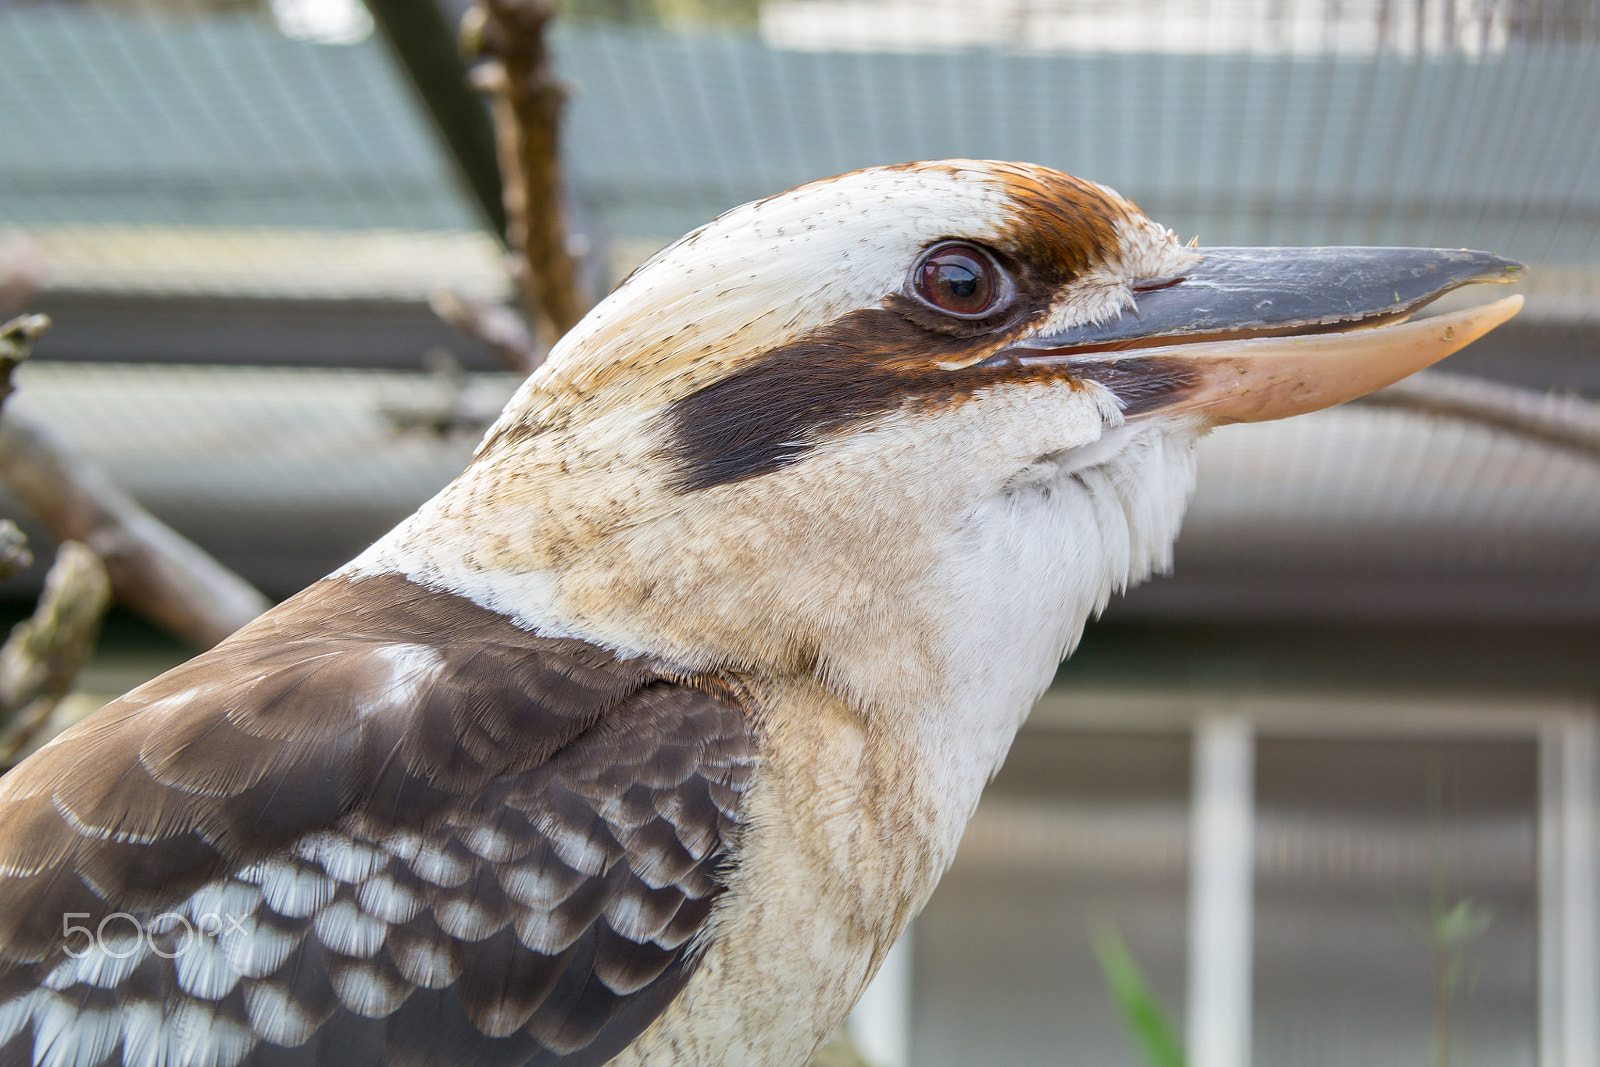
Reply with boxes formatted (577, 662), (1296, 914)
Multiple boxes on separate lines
(1090, 921), (1187, 1067)
(1435, 899), (1494, 948)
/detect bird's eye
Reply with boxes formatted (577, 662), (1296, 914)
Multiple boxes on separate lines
(913, 243), (1006, 318)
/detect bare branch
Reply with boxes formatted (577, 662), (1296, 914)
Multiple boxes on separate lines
(377, 347), (510, 437)
(0, 540), (111, 766)
(0, 314), (271, 648)
(0, 521), (33, 581)
(470, 0), (588, 343)
(0, 314), (49, 361)
(0, 314), (50, 410)
(0, 410), (271, 649)
(430, 287), (545, 374)
(1358, 369), (1600, 460)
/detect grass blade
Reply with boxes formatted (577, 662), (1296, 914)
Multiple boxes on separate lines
(1090, 921), (1187, 1067)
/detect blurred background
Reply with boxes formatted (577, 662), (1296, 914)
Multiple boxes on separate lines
(1, 0), (1598, 1063)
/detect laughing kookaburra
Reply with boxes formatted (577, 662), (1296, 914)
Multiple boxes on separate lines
(0, 161), (1522, 1067)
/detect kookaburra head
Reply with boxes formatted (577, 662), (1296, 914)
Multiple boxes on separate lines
(0, 161), (1520, 1067)
(372, 159), (1521, 747)
(388, 160), (1520, 686)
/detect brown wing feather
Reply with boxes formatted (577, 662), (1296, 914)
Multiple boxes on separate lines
(0, 575), (758, 1067)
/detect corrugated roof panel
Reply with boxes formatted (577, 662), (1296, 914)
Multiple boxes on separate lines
(0, 5), (478, 231)
(553, 27), (1600, 275)
(3, 5), (1595, 315)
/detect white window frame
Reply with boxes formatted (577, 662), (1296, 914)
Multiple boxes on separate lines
(1014, 688), (1600, 1067)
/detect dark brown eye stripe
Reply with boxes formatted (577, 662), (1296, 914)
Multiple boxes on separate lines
(663, 305), (1202, 491)
(663, 308), (974, 491)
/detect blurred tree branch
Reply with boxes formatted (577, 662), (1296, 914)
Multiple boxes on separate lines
(466, 0), (587, 349)
(361, 0), (509, 238)
(0, 316), (114, 762)
(0, 314), (270, 651)
(0, 314), (49, 408)
(430, 288), (544, 374)
(0, 413), (271, 649)
(0, 541), (111, 766)
(0, 521), (32, 581)
(1358, 369), (1600, 461)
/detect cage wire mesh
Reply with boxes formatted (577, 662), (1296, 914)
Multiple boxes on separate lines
(0, 0), (507, 302)
(550, 0), (1600, 296)
(0, 5), (1595, 1066)
(2, 0), (1597, 304)
(0, 0), (1595, 603)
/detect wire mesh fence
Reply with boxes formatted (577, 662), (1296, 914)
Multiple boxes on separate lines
(2, 0), (1597, 310)
(0, 8), (1595, 1067)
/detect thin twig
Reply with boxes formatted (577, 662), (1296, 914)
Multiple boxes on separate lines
(1358, 369), (1600, 460)
(429, 288), (546, 374)
(0, 314), (50, 410)
(377, 347), (511, 437)
(0, 520), (33, 581)
(0, 541), (112, 765)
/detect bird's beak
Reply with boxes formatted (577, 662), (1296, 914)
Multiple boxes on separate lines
(1004, 247), (1525, 423)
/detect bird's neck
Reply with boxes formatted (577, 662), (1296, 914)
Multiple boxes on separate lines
(687, 424), (1201, 971)
(861, 422), (1199, 875)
